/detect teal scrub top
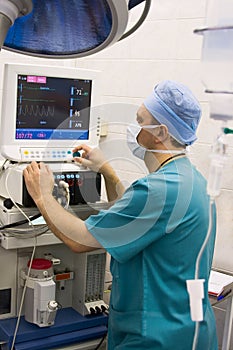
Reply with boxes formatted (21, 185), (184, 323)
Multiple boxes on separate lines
(85, 157), (218, 350)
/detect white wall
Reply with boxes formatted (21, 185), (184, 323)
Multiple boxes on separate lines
(0, 0), (232, 274)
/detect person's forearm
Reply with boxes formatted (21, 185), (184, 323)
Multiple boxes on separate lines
(72, 145), (124, 202)
(100, 164), (125, 202)
(35, 194), (101, 252)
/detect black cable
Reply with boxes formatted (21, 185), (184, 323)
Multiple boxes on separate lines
(0, 212), (42, 230)
(94, 334), (107, 350)
(118, 0), (152, 41)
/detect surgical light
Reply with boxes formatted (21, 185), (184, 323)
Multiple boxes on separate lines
(0, 0), (150, 59)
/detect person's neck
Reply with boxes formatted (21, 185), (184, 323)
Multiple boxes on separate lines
(145, 147), (186, 173)
(156, 153), (186, 171)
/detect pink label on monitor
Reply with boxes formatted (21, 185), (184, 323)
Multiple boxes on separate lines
(27, 76), (47, 83)
(27, 76), (37, 83)
(37, 76), (47, 83)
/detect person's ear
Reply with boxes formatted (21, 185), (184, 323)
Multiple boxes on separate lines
(154, 125), (169, 143)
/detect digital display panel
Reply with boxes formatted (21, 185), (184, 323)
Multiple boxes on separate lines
(16, 75), (92, 140)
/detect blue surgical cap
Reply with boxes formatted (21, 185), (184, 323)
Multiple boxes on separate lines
(143, 80), (202, 145)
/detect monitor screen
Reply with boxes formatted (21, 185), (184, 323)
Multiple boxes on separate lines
(16, 74), (92, 141)
(0, 64), (101, 162)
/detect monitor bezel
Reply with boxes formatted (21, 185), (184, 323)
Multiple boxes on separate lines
(0, 63), (101, 162)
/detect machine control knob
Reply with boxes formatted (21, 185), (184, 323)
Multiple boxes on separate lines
(3, 198), (14, 209)
(89, 307), (95, 314)
(48, 300), (58, 311)
(101, 305), (107, 312)
(95, 306), (101, 314)
(73, 151), (81, 158)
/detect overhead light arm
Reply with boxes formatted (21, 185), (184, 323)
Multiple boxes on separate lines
(0, 0), (32, 48)
(119, 0), (151, 41)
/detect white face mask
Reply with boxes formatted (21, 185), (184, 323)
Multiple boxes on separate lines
(127, 124), (186, 160)
(127, 124), (146, 160)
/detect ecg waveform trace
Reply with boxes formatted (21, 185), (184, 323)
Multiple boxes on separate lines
(18, 104), (55, 118)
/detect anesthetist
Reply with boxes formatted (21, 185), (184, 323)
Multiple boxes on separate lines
(23, 80), (218, 350)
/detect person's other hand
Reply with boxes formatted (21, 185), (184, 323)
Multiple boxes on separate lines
(23, 162), (54, 204)
(72, 144), (107, 173)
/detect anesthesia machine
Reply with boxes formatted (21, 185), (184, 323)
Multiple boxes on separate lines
(0, 1), (153, 349)
(0, 62), (109, 350)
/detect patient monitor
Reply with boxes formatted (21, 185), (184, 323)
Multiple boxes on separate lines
(0, 63), (101, 162)
(0, 63), (102, 207)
